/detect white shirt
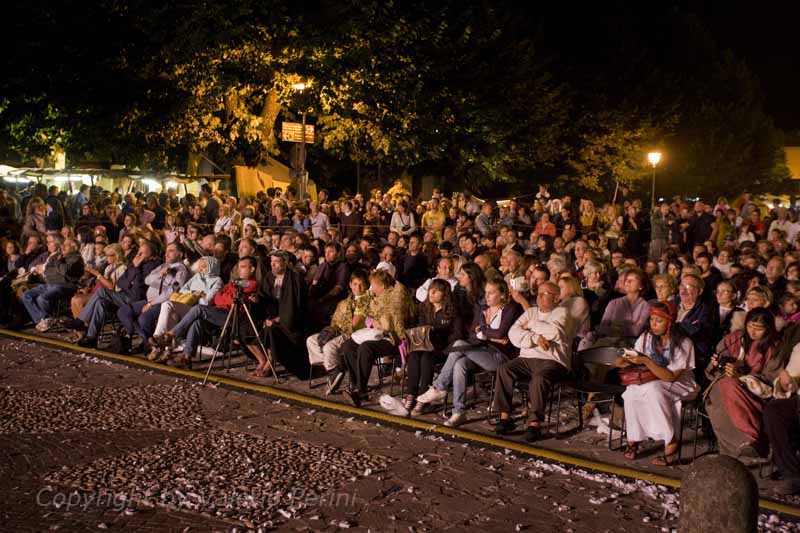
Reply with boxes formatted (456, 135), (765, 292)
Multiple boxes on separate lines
(508, 306), (569, 368)
(415, 276), (458, 302)
(309, 212), (330, 239)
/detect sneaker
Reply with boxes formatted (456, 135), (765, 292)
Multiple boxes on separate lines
(36, 318), (57, 332)
(444, 411), (467, 427)
(494, 418), (517, 435)
(152, 332), (174, 348)
(325, 371), (345, 396)
(168, 355), (188, 369)
(147, 346), (163, 361)
(525, 425), (543, 443)
(416, 386), (448, 405)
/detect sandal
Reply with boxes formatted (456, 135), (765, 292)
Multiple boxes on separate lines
(651, 444), (680, 466)
(623, 442), (639, 460)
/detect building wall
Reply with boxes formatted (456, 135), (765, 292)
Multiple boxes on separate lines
(787, 146), (800, 180)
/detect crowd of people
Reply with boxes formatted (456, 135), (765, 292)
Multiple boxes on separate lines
(0, 179), (799, 496)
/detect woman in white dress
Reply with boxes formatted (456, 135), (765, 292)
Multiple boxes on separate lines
(619, 301), (699, 466)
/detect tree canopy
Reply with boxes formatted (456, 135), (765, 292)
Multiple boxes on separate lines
(1, 1), (790, 198)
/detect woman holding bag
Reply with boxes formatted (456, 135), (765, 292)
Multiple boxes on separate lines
(147, 256), (222, 361)
(404, 279), (464, 415)
(618, 301), (699, 465)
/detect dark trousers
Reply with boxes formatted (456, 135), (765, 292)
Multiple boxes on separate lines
(406, 350), (443, 396)
(117, 300), (161, 339)
(493, 357), (568, 422)
(763, 396), (800, 480)
(171, 304), (229, 357)
(264, 325), (309, 379)
(341, 338), (398, 393)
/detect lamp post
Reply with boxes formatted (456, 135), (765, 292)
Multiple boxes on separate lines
(648, 151), (662, 211)
(292, 82), (308, 201)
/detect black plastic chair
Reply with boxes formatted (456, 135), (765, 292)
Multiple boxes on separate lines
(545, 345), (627, 450)
(677, 393), (717, 463)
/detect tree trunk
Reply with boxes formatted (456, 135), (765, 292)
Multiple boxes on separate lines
(260, 88), (281, 153)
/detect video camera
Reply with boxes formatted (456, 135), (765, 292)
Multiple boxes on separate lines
(233, 279), (251, 289)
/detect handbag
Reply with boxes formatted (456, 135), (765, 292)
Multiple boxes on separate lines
(351, 327), (385, 345)
(619, 365), (660, 386)
(405, 325), (434, 353)
(169, 292), (200, 305)
(316, 326), (339, 349)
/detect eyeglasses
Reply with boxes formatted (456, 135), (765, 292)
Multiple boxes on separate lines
(539, 291), (558, 297)
(681, 284), (700, 291)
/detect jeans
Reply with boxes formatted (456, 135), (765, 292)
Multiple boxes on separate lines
(433, 341), (508, 413)
(22, 283), (75, 323)
(171, 304), (229, 357)
(117, 300), (161, 339)
(82, 287), (131, 338)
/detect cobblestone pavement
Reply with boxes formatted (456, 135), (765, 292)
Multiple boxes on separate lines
(1, 336), (798, 532)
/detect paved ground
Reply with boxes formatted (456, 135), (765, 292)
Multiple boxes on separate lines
(1, 334), (799, 532)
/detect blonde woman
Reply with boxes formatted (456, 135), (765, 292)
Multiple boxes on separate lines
(70, 243), (127, 318)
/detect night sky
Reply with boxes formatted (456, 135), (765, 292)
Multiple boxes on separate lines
(696, 1), (800, 133)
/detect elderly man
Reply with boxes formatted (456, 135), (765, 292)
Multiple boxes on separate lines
(250, 251), (308, 378)
(493, 281), (569, 442)
(23, 237), (85, 332)
(676, 272), (713, 379)
(117, 242), (189, 351)
(415, 256), (457, 302)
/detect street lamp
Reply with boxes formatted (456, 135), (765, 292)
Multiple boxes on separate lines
(293, 82), (309, 201)
(648, 151), (662, 211)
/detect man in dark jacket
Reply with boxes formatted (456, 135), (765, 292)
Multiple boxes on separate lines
(253, 251), (308, 378)
(308, 242), (349, 330)
(77, 241), (160, 348)
(676, 273), (713, 382)
(339, 200), (361, 243)
(22, 237), (85, 331)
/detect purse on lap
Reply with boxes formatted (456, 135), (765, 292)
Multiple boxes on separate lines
(405, 325), (434, 352)
(169, 292), (200, 305)
(619, 365), (659, 386)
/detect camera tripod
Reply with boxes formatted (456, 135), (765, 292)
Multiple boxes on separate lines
(202, 285), (279, 384)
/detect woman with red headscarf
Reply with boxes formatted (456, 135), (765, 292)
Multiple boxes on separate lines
(618, 301), (699, 465)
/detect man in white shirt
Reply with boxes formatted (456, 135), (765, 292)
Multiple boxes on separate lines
(415, 256), (457, 302)
(309, 201), (330, 239)
(493, 281), (570, 442)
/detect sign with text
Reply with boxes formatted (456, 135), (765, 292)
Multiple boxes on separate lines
(281, 122), (315, 143)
